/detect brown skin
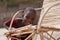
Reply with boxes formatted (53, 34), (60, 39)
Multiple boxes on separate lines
(23, 12), (36, 25)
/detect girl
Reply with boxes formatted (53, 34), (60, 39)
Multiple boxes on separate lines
(4, 7), (37, 40)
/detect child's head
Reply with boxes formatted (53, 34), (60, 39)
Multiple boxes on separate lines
(23, 7), (37, 24)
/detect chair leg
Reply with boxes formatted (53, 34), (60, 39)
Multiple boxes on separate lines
(44, 31), (54, 40)
(44, 35), (50, 40)
(49, 31), (54, 40)
(40, 32), (44, 40)
(46, 32), (56, 40)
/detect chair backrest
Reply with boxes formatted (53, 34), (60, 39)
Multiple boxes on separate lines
(37, 1), (60, 30)
(8, 8), (42, 31)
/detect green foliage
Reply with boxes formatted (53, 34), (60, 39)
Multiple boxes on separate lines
(0, 0), (42, 7)
(6, 0), (17, 6)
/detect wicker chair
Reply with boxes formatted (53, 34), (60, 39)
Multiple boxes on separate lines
(5, 1), (60, 40)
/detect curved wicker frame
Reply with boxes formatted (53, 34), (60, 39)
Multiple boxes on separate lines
(6, 1), (60, 40)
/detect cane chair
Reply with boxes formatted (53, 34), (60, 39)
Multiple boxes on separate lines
(5, 1), (60, 40)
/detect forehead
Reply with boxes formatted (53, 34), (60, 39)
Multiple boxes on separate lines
(24, 10), (36, 16)
(24, 12), (36, 18)
(23, 8), (36, 18)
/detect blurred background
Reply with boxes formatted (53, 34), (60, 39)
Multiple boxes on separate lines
(0, 0), (43, 27)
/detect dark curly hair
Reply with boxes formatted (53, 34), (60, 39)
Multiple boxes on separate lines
(23, 7), (36, 19)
